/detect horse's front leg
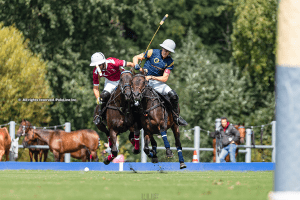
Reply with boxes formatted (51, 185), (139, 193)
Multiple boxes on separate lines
(150, 135), (158, 163)
(5, 149), (9, 161)
(59, 153), (65, 162)
(52, 150), (60, 162)
(29, 150), (33, 162)
(97, 123), (111, 147)
(43, 150), (48, 162)
(104, 129), (118, 165)
(91, 150), (98, 162)
(133, 122), (141, 154)
(34, 152), (38, 162)
(143, 134), (151, 156)
(160, 128), (173, 158)
(171, 124), (186, 169)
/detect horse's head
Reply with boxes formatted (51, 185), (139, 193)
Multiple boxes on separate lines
(119, 70), (133, 101)
(16, 119), (31, 137)
(235, 124), (245, 144)
(132, 69), (148, 104)
(22, 129), (39, 148)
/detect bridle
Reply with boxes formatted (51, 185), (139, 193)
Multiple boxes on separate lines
(119, 71), (133, 98)
(19, 124), (32, 136)
(132, 74), (149, 100)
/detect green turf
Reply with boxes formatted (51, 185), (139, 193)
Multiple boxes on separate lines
(0, 170), (273, 200)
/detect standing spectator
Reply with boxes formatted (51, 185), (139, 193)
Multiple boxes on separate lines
(212, 117), (240, 163)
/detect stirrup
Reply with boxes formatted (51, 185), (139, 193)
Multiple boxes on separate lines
(175, 116), (188, 126)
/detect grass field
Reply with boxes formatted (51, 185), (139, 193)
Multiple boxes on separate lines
(0, 170), (273, 200)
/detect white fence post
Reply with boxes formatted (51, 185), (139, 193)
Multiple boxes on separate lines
(194, 126), (200, 163)
(64, 122), (71, 163)
(271, 121), (276, 163)
(245, 129), (252, 163)
(215, 118), (221, 163)
(140, 129), (147, 163)
(9, 121), (16, 161)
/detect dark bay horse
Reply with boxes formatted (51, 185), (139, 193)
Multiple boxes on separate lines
(0, 127), (11, 161)
(131, 70), (187, 169)
(212, 124), (246, 162)
(18, 120), (99, 162)
(103, 71), (142, 165)
(27, 139), (48, 162)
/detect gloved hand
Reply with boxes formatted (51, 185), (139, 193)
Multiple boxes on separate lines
(134, 64), (141, 70)
(97, 97), (102, 105)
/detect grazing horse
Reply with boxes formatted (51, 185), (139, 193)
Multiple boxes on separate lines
(103, 71), (142, 165)
(212, 124), (246, 162)
(0, 127), (11, 161)
(131, 70), (186, 169)
(18, 120), (99, 162)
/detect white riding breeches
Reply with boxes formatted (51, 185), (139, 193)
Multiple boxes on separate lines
(103, 79), (119, 93)
(148, 80), (172, 95)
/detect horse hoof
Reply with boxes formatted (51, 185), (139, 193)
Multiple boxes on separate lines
(180, 163), (187, 169)
(143, 147), (150, 155)
(132, 149), (141, 154)
(152, 157), (158, 163)
(166, 149), (173, 158)
(103, 158), (110, 165)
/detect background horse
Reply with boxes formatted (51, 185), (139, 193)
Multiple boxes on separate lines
(131, 70), (186, 169)
(212, 124), (246, 162)
(61, 148), (93, 162)
(0, 127), (11, 161)
(28, 139), (48, 162)
(18, 120), (99, 162)
(103, 71), (142, 165)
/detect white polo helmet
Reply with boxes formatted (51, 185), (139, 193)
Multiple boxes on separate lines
(160, 39), (176, 53)
(90, 52), (106, 66)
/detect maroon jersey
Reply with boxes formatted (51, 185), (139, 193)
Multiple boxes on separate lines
(93, 57), (126, 85)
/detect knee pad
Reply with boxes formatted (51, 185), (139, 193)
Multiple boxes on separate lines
(100, 90), (111, 102)
(128, 132), (134, 141)
(167, 90), (178, 102)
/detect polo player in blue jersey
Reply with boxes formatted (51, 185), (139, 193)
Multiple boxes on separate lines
(132, 39), (188, 126)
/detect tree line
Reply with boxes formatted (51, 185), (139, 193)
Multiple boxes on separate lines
(0, 0), (277, 162)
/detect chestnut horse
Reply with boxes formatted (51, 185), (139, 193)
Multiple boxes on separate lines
(212, 124), (246, 162)
(61, 148), (93, 162)
(18, 120), (99, 162)
(131, 70), (187, 169)
(103, 71), (142, 165)
(0, 127), (11, 161)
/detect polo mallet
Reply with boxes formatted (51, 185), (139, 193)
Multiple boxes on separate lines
(138, 14), (169, 66)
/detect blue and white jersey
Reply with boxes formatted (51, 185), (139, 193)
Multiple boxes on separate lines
(143, 49), (174, 76)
